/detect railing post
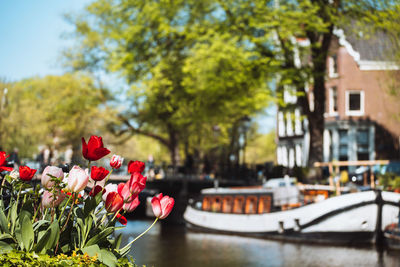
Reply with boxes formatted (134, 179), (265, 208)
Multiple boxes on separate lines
(374, 190), (383, 247)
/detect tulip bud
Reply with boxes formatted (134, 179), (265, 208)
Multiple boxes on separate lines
(89, 185), (105, 197)
(41, 166), (64, 189)
(116, 213), (127, 225)
(151, 193), (174, 219)
(127, 160), (145, 174)
(42, 190), (66, 208)
(19, 166), (37, 181)
(90, 166), (109, 181)
(110, 154), (123, 169)
(66, 165), (89, 193)
(105, 192), (124, 213)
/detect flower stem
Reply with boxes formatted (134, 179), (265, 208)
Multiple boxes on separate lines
(59, 194), (72, 219)
(61, 197), (75, 232)
(104, 169), (113, 185)
(125, 217), (158, 247)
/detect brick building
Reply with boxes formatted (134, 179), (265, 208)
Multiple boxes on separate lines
(276, 28), (400, 169)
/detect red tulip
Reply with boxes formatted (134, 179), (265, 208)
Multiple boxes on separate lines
(90, 166), (109, 181)
(127, 160), (145, 174)
(116, 213), (127, 225)
(110, 154), (123, 169)
(123, 195), (140, 213)
(89, 185), (105, 197)
(151, 193), (174, 219)
(105, 192), (124, 213)
(19, 166), (37, 181)
(82, 136), (110, 161)
(0, 152), (12, 172)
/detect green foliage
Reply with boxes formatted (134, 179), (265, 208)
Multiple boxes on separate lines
(379, 173), (400, 190)
(0, 250), (136, 267)
(65, 0), (274, 166)
(0, 74), (109, 160)
(245, 130), (276, 164)
(0, 172), (136, 267)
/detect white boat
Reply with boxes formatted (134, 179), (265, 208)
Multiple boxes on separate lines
(183, 183), (400, 245)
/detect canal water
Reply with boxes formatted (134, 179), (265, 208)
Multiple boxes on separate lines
(118, 220), (400, 267)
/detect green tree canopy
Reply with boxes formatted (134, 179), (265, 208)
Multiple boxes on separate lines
(0, 74), (109, 163)
(65, 0), (274, 168)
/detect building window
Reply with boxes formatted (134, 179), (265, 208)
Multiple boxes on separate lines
(346, 90), (364, 116)
(339, 130), (348, 161)
(329, 55), (338, 78)
(357, 129), (369, 160)
(329, 87), (338, 115)
(295, 144), (302, 167)
(278, 112), (285, 137)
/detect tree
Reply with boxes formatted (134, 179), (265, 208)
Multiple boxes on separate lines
(0, 74), (109, 162)
(226, 0), (396, 166)
(65, 0), (273, 169)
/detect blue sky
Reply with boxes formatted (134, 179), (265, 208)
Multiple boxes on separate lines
(0, 1), (275, 133)
(0, 0), (91, 81)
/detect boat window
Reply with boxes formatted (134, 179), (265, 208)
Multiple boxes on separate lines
(202, 197), (211, 211)
(211, 197), (222, 212)
(258, 196), (272, 213)
(233, 196), (245, 214)
(222, 196), (233, 213)
(245, 196), (258, 214)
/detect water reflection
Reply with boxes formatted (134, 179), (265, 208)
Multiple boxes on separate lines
(118, 220), (400, 267)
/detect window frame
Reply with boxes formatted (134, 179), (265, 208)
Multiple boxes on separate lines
(345, 90), (364, 116)
(329, 86), (338, 116)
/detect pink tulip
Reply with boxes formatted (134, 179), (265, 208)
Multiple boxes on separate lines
(66, 165), (89, 193)
(151, 193), (174, 219)
(117, 182), (135, 203)
(41, 166), (64, 189)
(126, 172), (147, 195)
(123, 195), (140, 212)
(110, 154), (124, 169)
(105, 192), (124, 213)
(102, 183), (118, 202)
(42, 190), (66, 208)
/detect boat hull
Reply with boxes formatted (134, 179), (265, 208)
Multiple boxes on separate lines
(184, 191), (400, 245)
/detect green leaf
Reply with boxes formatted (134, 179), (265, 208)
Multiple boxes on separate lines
(34, 220), (60, 254)
(45, 221), (60, 250)
(0, 209), (9, 234)
(100, 249), (117, 267)
(33, 229), (51, 254)
(20, 215), (34, 251)
(9, 202), (18, 234)
(85, 227), (114, 247)
(0, 241), (13, 251)
(81, 244), (101, 257)
(33, 220), (50, 232)
(0, 233), (14, 241)
(84, 196), (97, 216)
(112, 234), (122, 250)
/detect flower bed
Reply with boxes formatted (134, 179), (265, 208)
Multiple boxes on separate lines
(0, 136), (174, 267)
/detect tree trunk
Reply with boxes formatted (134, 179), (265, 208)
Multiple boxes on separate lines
(306, 26), (333, 167)
(168, 129), (180, 171)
